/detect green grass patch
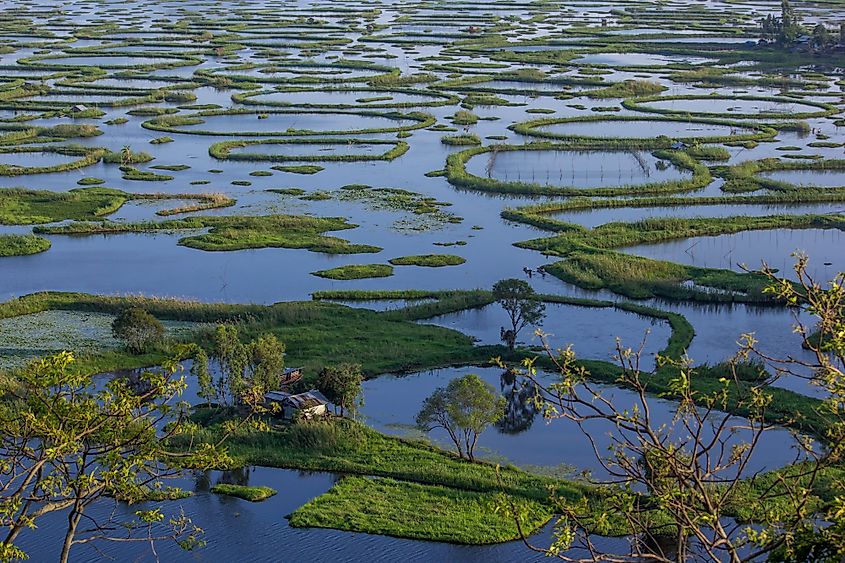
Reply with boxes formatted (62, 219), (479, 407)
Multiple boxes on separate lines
(440, 134), (481, 146)
(271, 165), (324, 174)
(388, 254), (466, 267)
(210, 484), (277, 502)
(312, 264), (394, 280)
(0, 234), (50, 257)
(517, 213), (845, 302)
(587, 79), (666, 99)
(289, 476), (552, 543)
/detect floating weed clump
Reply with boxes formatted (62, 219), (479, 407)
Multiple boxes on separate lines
(271, 164), (324, 174)
(0, 233), (50, 257)
(312, 263), (394, 280)
(210, 484), (277, 502)
(388, 254), (466, 267)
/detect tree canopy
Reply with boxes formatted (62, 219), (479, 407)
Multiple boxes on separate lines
(492, 279), (546, 350)
(416, 374), (504, 461)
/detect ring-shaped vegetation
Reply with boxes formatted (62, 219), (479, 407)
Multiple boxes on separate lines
(57, 74), (202, 93)
(18, 51), (203, 71)
(197, 61), (398, 85)
(143, 108), (435, 137)
(431, 72), (606, 97)
(232, 86), (459, 109)
(514, 211), (845, 302)
(623, 94), (840, 120)
(0, 144), (105, 175)
(510, 115), (777, 144)
(231, 34), (352, 50)
(7, 87), (173, 109)
(446, 141), (711, 197)
(209, 138), (410, 163)
(720, 158), (845, 193)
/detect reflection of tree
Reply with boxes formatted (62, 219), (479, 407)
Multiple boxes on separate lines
(496, 369), (539, 434)
(217, 466), (250, 486)
(194, 467), (251, 492)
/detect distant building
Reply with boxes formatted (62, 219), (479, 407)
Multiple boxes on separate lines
(265, 389), (329, 419)
(70, 104), (88, 113)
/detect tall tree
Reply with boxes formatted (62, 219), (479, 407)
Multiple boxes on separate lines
(416, 374), (504, 461)
(492, 279), (546, 350)
(111, 307), (164, 354)
(191, 325), (285, 407)
(316, 363), (363, 416)
(0, 352), (228, 563)
(779, 0), (802, 43)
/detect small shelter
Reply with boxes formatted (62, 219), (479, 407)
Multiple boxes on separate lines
(70, 104), (88, 113)
(265, 389), (329, 420)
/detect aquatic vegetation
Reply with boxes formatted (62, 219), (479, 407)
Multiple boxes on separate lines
(0, 309), (194, 370)
(270, 184), (462, 232)
(290, 476), (552, 543)
(0, 187), (127, 224)
(587, 79), (666, 99)
(451, 110), (478, 125)
(209, 484), (277, 502)
(0, 145), (105, 176)
(388, 254), (465, 267)
(440, 134), (481, 146)
(623, 94), (840, 120)
(718, 158), (845, 193)
(271, 164), (324, 174)
(209, 138), (409, 163)
(143, 108), (435, 137)
(35, 214), (383, 254)
(0, 188), (233, 224)
(3, 0), (845, 557)
(518, 214), (845, 302)
(510, 114), (776, 144)
(312, 264), (394, 280)
(0, 233), (50, 257)
(446, 142), (711, 197)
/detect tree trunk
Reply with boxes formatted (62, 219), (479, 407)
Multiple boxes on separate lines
(59, 502), (83, 563)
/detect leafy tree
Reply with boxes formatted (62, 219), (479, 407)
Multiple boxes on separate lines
(111, 306), (164, 354)
(316, 363), (363, 416)
(191, 325), (285, 407)
(780, 0), (802, 43)
(812, 23), (831, 48)
(0, 352), (228, 563)
(244, 334), (285, 392)
(760, 0), (803, 44)
(416, 374), (504, 461)
(492, 279), (545, 350)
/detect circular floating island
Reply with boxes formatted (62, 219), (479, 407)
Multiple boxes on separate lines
(510, 115), (775, 144)
(623, 94), (839, 120)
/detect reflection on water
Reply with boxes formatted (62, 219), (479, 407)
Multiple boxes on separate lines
(361, 366), (807, 476)
(13, 466), (579, 562)
(497, 368), (539, 434)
